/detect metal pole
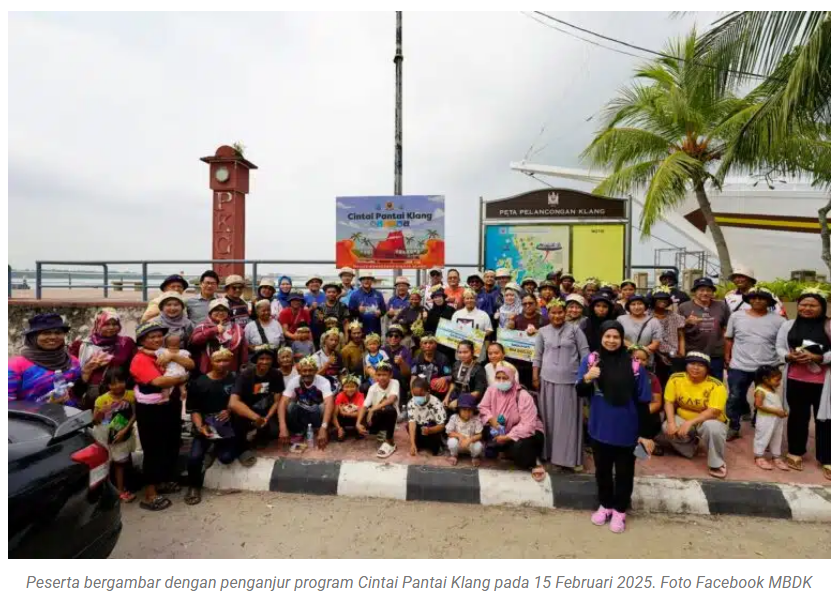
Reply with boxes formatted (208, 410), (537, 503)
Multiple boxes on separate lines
(103, 263), (109, 299)
(393, 11), (404, 280)
(252, 262), (258, 299)
(36, 262), (42, 300)
(141, 262), (148, 302)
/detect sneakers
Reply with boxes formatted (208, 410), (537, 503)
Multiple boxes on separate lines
(591, 506), (613, 526)
(610, 511), (627, 533)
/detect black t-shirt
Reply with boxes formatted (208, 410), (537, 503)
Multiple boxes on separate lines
(186, 373), (237, 417)
(232, 367), (285, 414)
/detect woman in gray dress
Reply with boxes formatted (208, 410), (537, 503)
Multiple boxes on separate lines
(533, 299), (591, 470)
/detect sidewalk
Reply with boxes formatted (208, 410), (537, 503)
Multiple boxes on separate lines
(194, 420), (830, 523)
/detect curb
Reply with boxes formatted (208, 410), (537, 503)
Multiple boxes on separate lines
(200, 458), (831, 522)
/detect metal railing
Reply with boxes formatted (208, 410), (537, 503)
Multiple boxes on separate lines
(24, 260), (484, 301)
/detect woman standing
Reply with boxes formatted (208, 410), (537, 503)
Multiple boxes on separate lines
(496, 283), (523, 330)
(155, 291), (194, 349)
(69, 308), (137, 408)
(245, 299), (285, 352)
(508, 293), (546, 390)
(273, 276), (294, 315)
(130, 322), (190, 512)
(576, 321), (655, 532)
(581, 293), (618, 351)
(190, 299), (247, 374)
(617, 295), (662, 356)
(424, 286), (455, 336)
(9, 313), (100, 406)
(533, 300), (591, 470)
(776, 290), (831, 479)
(564, 294), (586, 326)
(649, 286), (685, 387)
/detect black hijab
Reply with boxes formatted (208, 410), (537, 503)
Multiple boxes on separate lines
(583, 300), (617, 350)
(594, 320), (634, 407)
(787, 293), (831, 352)
(425, 298), (454, 334)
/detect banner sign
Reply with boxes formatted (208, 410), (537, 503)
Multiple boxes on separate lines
(336, 195), (445, 269)
(434, 318), (485, 358)
(483, 189), (627, 221)
(496, 328), (536, 362)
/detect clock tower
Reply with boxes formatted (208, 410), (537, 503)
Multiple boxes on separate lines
(200, 145), (258, 280)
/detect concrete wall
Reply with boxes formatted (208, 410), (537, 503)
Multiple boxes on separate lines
(8, 300), (146, 357)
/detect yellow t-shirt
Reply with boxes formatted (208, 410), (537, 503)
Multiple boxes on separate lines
(664, 372), (728, 423)
(94, 391), (136, 416)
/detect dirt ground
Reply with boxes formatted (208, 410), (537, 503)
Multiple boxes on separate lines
(112, 490), (830, 559)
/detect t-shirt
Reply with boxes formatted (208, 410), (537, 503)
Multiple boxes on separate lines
(755, 386), (786, 416)
(445, 414), (484, 439)
(340, 341), (365, 376)
(451, 307), (493, 333)
(407, 395), (447, 426)
(233, 367), (284, 414)
(129, 350), (167, 404)
(664, 372), (728, 423)
(94, 391), (135, 434)
(678, 300), (730, 358)
(512, 313), (547, 332)
(291, 339), (315, 359)
(411, 352), (452, 384)
(314, 349), (344, 378)
(244, 319), (284, 348)
(363, 350), (390, 379)
(335, 390), (365, 411)
(278, 307), (312, 333)
(618, 315), (663, 347)
(444, 286), (465, 309)
(725, 312), (785, 372)
(283, 375), (333, 411)
(363, 379), (401, 409)
(186, 373), (236, 417)
(226, 296), (251, 328)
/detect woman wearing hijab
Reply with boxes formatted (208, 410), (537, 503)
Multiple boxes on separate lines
(155, 291), (194, 349)
(497, 283), (523, 330)
(581, 292), (618, 351)
(533, 300), (591, 471)
(424, 285), (455, 336)
(478, 365), (546, 481)
(776, 289), (831, 478)
(9, 313), (100, 405)
(272, 276), (294, 316)
(576, 321), (655, 533)
(190, 299), (247, 374)
(69, 308), (137, 408)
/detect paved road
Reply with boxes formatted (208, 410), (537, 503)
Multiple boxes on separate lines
(112, 490), (830, 559)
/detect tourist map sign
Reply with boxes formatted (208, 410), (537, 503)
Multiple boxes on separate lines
(336, 195), (445, 269)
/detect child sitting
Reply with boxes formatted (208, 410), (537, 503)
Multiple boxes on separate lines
(753, 365), (789, 471)
(291, 323), (315, 362)
(362, 333), (390, 386)
(407, 377), (447, 456)
(357, 361), (399, 458)
(332, 374), (365, 441)
(445, 393), (484, 467)
(92, 367), (137, 502)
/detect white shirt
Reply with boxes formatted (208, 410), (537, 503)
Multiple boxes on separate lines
(244, 319), (284, 348)
(282, 375), (333, 400)
(363, 379), (401, 409)
(724, 290), (785, 316)
(452, 307), (493, 332)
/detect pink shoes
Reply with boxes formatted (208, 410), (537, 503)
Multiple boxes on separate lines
(591, 506), (613, 526)
(610, 511), (627, 533)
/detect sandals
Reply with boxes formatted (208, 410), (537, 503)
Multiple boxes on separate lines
(447, 456), (459, 467)
(755, 457), (773, 471)
(376, 442), (397, 458)
(531, 466), (546, 483)
(238, 450), (257, 468)
(774, 458), (790, 471)
(157, 482), (182, 495)
(824, 465), (831, 481)
(786, 455), (804, 471)
(139, 495), (172, 512)
(119, 491), (136, 503)
(708, 464), (727, 479)
(471, 458), (481, 468)
(184, 488), (202, 506)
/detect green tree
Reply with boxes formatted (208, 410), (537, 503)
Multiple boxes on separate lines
(582, 31), (754, 277)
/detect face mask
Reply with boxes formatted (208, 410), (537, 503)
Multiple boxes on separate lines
(496, 381), (512, 392)
(412, 395), (428, 405)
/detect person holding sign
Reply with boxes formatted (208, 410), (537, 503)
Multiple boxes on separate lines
(424, 286), (454, 336)
(452, 288), (493, 334)
(443, 341), (488, 413)
(533, 299), (591, 471)
(507, 293), (546, 390)
(576, 321), (656, 533)
(411, 334), (452, 402)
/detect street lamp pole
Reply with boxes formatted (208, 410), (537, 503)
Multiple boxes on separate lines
(393, 11), (404, 280)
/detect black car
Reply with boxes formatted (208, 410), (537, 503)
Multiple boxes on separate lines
(8, 401), (122, 558)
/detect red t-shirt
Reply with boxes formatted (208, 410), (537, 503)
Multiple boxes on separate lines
(650, 373), (662, 397)
(279, 307), (312, 333)
(335, 390), (364, 410)
(130, 350), (166, 404)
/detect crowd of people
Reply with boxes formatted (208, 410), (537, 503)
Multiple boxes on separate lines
(8, 265), (831, 532)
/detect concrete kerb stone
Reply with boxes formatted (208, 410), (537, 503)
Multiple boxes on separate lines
(192, 457), (831, 522)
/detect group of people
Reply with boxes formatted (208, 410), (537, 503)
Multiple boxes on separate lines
(8, 264), (830, 532)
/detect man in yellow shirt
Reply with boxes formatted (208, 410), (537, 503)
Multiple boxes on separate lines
(660, 351), (729, 479)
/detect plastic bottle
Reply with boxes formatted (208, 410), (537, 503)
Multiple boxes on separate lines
(306, 424), (315, 450)
(52, 371), (68, 402)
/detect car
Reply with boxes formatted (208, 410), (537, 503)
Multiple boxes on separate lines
(8, 400), (122, 558)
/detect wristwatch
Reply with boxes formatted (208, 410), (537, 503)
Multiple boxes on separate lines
(320, 422), (328, 429)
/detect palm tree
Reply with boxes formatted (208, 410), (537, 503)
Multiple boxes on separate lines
(350, 232), (363, 243)
(581, 31), (769, 278)
(425, 229), (440, 240)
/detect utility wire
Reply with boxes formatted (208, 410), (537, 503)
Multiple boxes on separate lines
(531, 11), (771, 81)
(521, 12), (648, 61)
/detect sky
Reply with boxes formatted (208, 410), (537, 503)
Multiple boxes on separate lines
(8, 11), (719, 274)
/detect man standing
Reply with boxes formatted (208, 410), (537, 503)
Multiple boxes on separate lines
(338, 267), (356, 306)
(387, 276), (411, 321)
(276, 356), (334, 450)
(423, 267), (444, 310)
(187, 270), (219, 324)
(723, 287), (785, 440)
(659, 351), (729, 479)
(678, 278), (730, 380)
(223, 275), (251, 329)
(725, 266), (785, 316)
(348, 272), (387, 335)
(658, 269), (690, 306)
(320, 282), (351, 341)
(493, 268), (513, 310)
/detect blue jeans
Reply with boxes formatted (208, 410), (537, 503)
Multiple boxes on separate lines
(709, 357), (725, 382)
(726, 368), (755, 431)
(187, 435), (239, 488)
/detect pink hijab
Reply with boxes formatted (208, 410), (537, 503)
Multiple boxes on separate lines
(478, 365), (544, 441)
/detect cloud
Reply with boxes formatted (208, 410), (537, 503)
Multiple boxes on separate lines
(431, 208), (445, 221)
(336, 201), (353, 209)
(338, 220), (364, 230)
(428, 195), (445, 204)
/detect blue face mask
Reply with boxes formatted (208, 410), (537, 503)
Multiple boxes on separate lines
(412, 395), (428, 405)
(496, 381), (512, 392)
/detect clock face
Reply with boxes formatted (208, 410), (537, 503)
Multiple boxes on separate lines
(215, 167), (230, 183)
